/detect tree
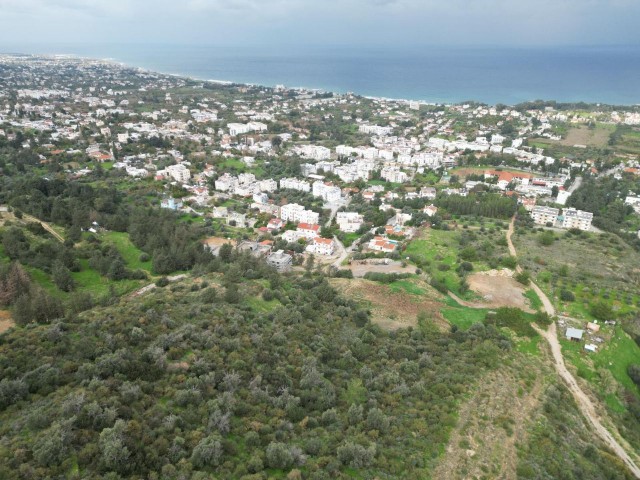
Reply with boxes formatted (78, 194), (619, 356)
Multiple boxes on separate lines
(590, 301), (613, 321)
(33, 422), (69, 467)
(224, 284), (241, 304)
(266, 442), (294, 469)
(0, 262), (31, 306)
(191, 434), (224, 469)
(337, 442), (376, 468)
(515, 270), (530, 285)
(99, 420), (130, 473)
(219, 243), (233, 263)
(52, 260), (75, 292)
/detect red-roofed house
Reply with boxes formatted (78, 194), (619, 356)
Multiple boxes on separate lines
(297, 223), (320, 239)
(267, 218), (285, 231)
(306, 237), (335, 255)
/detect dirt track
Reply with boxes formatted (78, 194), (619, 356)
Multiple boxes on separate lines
(509, 217), (640, 478)
(22, 213), (64, 243)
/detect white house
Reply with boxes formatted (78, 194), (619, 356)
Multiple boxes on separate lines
(297, 223), (320, 239)
(306, 237), (336, 256)
(336, 212), (364, 233)
(280, 203), (320, 225)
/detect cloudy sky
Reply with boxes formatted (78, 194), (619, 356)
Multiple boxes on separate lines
(0, 0), (639, 48)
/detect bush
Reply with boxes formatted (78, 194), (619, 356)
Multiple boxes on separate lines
(155, 277), (169, 287)
(337, 441), (376, 468)
(559, 290), (575, 302)
(515, 271), (530, 285)
(139, 252), (150, 263)
(628, 364), (640, 388)
(538, 231), (555, 246)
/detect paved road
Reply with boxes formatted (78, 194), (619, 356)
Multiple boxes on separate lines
(508, 216), (640, 478)
(568, 176), (583, 194)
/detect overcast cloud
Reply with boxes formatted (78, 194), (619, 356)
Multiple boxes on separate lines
(0, 0), (638, 48)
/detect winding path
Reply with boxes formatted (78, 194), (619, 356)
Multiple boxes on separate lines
(508, 217), (640, 478)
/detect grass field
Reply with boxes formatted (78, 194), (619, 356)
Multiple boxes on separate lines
(406, 225), (511, 297)
(560, 326), (640, 404)
(102, 231), (153, 272)
(441, 296), (489, 330)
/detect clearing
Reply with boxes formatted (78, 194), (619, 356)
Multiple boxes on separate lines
(465, 269), (535, 312)
(330, 277), (448, 331)
(345, 260), (414, 277)
(532, 125), (612, 148)
(0, 310), (14, 334)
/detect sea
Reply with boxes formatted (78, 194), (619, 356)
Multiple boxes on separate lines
(2, 43), (640, 106)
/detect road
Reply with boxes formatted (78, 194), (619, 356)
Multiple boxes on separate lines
(508, 216), (640, 478)
(568, 175), (583, 194)
(22, 213), (65, 243)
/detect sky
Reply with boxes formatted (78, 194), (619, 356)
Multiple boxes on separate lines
(0, 0), (639, 49)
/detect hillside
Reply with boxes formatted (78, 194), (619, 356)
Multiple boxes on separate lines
(0, 260), (635, 479)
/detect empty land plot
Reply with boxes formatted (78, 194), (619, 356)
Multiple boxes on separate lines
(532, 125), (613, 148)
(330, 277), (448, 331)
(467, 271), (535, 312)
(513, 229), (640, 318)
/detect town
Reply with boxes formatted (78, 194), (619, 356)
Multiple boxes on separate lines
(1, 54), (640, 480)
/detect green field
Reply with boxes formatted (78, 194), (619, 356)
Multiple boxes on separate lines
(441, 296), (489, 330)
(102, 231), (153, 272)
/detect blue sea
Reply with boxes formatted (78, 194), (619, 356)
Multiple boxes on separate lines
(2, 43), (640, 106)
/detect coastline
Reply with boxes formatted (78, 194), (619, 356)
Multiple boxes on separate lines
(4, 48), (640, 107)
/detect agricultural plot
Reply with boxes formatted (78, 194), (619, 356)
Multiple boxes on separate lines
(513, 228), (640, 320)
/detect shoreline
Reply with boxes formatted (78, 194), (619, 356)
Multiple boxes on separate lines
(3, 51), (640, 108)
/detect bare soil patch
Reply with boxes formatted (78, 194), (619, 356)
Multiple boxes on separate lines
(466, 269), (535, 312)
(346, 260), (414, 277)
(330, 278), (448, 331)
(0, 310), (15, 334)
(561, 126), (611, 147)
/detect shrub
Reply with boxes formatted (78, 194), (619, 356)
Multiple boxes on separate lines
(515, 271), (530, 285)
(559, 290), (575, 302)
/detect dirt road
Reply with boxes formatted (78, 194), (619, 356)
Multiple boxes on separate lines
(508, 216), (640, 478)
(22, 213), (64, 243)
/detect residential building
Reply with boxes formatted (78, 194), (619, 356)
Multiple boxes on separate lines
(312, 181), (342, 202)
(562, 208), (593, 231)
(157, 163), (191, 183)
(161, 197), (183, 211)
(367, 236), (398, 253)
(336, 212), (364, 233)
(280, 203), (320, 224)
(280, 177), (311, 192)
(531, 206), (559, 226)
(381, 166), (409, 183)
(267, 250), (293, 272)
(306, 237), (336, 256)
(297, 223), (320, 239)
(423, 204), (438, 217)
